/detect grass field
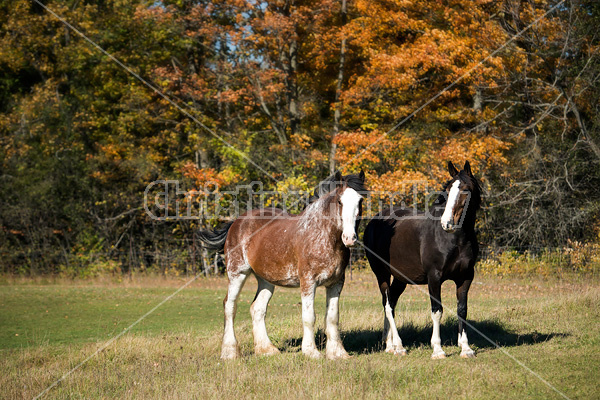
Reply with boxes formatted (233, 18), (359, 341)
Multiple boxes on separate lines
(1, 270), (599, 399)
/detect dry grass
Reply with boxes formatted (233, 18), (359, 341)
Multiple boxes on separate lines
(1, 270), (599, 399)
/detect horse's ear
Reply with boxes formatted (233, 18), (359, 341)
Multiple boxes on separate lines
(448, 161), (459, 177)
(334, 170), (342, 184)
(463, 160), (472, 176)
(358, 169), (365, 182)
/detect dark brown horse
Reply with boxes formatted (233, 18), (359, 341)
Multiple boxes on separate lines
(199, 171), (367, 359)
(364, 161), (480, 358)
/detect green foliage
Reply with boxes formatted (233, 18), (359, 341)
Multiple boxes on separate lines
(1, 0), (599, 274)
(478, 243), (600, 277)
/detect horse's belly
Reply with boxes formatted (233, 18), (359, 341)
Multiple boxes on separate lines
(389, 254), (427, 284)
(251, 262), (300, 288)
(393, 269), (428, 285)
(265, 272), (301, 288)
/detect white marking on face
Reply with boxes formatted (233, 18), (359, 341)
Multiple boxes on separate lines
(441, 180), (460, 231)
(339, 187), (361, 246)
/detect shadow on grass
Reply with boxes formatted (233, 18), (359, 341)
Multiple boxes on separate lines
(283, 319), (569, 355)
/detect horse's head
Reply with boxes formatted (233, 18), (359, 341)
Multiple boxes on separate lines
(440, 161), (481, 232)
(330, 170), (366, 247)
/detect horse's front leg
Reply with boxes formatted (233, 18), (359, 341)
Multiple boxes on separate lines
(300, 282), (321, 359)
(456, 278), (475, 358)
(428, 279), (446, 359)
(324, 279), (350, 360)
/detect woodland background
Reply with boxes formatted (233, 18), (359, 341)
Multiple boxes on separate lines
(1, 0), (599, 275)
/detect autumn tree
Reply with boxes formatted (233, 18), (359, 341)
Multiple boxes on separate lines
(333, 0), (511, 198)
(481, 0), (600, 247)
(1, 0), (599, 274)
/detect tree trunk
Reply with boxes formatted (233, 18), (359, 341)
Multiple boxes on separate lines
(561, 87), (600, 162)
(330, 0), (348, 174)
(202, 246), (209, 276)
(288, 38), (299, 136)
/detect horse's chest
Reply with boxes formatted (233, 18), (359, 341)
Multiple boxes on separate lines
(444, 245), (475, 276)
(320, 259), (344, 277)
(310, 252), (347, 285)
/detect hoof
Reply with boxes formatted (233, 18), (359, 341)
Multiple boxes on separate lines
(326, 349), (351, 360)
(221, 345), (240, 360)
(303, 348), (323, 359)
(386, 347), (407, 356)
(326, 342), (351, 360)
(431, 351), (446, 360)
(460, 350), (476, 358)
(255, 345), (280, 356)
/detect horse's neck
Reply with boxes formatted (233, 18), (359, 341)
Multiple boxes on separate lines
(299, 195), (341, 232)
(429, 195), (447, 218)
(451, 212), (477, 241)
(429, 200), (477, 237)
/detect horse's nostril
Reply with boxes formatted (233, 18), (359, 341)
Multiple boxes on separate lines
(342, 233), (356, 246)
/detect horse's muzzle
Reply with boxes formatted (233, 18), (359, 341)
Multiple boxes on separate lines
(342, 232), (357, 247)
(441, 221), (456, 232)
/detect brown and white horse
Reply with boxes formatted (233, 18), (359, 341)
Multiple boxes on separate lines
(199, 171), (367, 359)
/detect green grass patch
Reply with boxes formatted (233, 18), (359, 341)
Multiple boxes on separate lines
(1, 272), (599, 399)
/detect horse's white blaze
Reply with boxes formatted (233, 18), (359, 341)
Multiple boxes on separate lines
(430, 310), (445, 358)
(441, 180), (460, 230)
(340, 187), (361, 246)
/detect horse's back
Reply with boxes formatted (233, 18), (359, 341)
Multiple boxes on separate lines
(365, 207), (428, 284)
(225, 208), (288, 249)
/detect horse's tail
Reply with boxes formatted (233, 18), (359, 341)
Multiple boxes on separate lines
(197, 222), (234, 252)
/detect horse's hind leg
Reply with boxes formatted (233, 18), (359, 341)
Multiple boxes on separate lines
(251, 276), (279, 356)
(387, 278), (407, 355)
(324, 279), (350, 360)
(456, 278), (475, 358)
(221, 269), (250, 360)
(428, 279), (446, 359)
(379, 277), (406, 355)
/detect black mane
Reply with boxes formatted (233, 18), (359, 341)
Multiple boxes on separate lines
(307, 171), (368, 205)
(344, 173), (368, 195)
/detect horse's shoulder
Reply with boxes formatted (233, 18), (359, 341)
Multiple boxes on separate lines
(374, 206), (418, 219)
(392, 207), (420, 219)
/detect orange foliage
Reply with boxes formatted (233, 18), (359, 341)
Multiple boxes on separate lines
(180, 162), (233, 190)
